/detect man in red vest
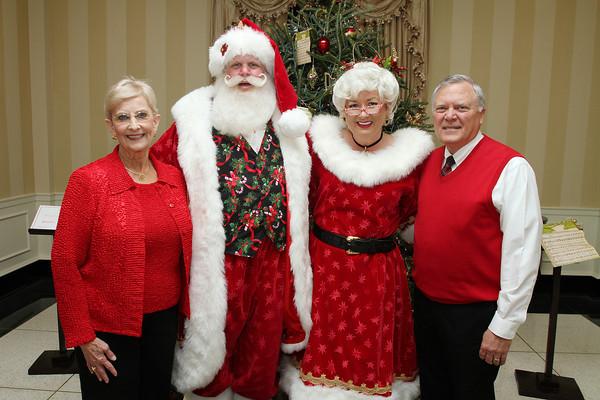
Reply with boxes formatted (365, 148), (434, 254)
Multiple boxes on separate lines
(412, 74), (542, 399)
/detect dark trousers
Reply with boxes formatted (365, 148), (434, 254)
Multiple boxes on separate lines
(75, 306), (178, 400)
(413, 288), (500, 400)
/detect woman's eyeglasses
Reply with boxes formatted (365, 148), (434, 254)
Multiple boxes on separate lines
(344, 103), (384, 116)
(112, 111), (152, 126)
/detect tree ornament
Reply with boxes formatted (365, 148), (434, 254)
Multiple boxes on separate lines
(316, 37), (330, 54)
(324, 72), (335, 92)
(341, 60), (354, 71)
(344, 27), (356, 36)
(405, 111), (424, 126)
(307, 65), (318, 89)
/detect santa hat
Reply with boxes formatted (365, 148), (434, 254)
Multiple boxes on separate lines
(208, 18), (310, 138)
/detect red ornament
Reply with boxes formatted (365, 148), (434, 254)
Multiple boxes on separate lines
(317, 37), (330, 54)
(344, 27), (357, 36)
(341, 60), (355, 71)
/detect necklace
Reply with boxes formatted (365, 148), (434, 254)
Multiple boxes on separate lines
(351, 131), (384, 151)
(124, 162), (150, 181)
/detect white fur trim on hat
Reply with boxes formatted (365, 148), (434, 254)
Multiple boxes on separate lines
(274, 108), (311, 138)
(209, 25), (275, 77)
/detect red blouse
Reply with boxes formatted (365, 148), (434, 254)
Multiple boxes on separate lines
(134, 183), (183, 314)
(51, 147), (192, 348)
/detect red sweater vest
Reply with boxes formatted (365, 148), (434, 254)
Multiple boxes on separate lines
(413, 135), (521, 304)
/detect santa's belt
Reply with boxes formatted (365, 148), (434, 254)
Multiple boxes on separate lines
(312, 224), (396, 255)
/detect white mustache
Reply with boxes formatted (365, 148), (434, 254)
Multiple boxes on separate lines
(223, 74), (268, 88)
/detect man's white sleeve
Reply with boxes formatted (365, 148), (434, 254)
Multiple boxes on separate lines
(489, 157), (542, 339)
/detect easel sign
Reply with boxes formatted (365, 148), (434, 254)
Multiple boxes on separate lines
(541, 220), (600, 267)
(28, 204), (77, 375)
(29, 205), (61, 235)
(515, 219), (598, 399)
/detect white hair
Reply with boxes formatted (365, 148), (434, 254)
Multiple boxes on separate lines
(431, 74), (486, 112)
(332, 62), (400, 122)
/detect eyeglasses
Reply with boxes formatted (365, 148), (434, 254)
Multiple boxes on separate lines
(112, 110), (153, 126)
(344, 103), (384, 116)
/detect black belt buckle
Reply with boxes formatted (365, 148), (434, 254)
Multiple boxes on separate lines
(346, 235), (360, 255)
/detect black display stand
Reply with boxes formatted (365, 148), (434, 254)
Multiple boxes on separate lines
(514, 266), (584, 399)
(27, 227), (78, 375)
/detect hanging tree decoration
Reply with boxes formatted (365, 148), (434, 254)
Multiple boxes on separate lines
(307, 65), (318, 89)
(341, 60), (355, 71)
(344, 26), (357, 36)
(316, 36), (330, 54)
(323, 72), (335, 92)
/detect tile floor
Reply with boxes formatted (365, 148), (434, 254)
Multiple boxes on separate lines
(1, 304), (599, 400)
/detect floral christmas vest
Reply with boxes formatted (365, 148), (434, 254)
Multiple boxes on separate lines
(213, 126), (288, 257)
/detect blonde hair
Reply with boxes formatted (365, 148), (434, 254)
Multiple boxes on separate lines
(104, 76), (158, 118)
(332, 62), (400, 122)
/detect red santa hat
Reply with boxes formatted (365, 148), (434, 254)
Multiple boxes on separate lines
(208, 18), (310, 138)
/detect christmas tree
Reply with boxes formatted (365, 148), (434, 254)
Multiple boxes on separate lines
(267, 0), (430, 132)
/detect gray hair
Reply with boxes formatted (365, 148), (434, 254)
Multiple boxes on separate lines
(104, 76), (158, 118)
(332, 62), (400, 122)
(431, 74), (485, 112)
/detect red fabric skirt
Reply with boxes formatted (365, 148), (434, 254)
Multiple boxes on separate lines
(298, 233), (418, 396)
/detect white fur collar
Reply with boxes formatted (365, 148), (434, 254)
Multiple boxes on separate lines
(309, 114), (434, 187)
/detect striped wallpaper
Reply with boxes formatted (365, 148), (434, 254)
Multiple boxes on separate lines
(429, 0), (600, 208)
(0, 0), (599, 208)
(0, 0), (223, 196)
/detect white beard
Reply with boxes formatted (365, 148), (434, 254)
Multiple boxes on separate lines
(211, 77), (277, 136)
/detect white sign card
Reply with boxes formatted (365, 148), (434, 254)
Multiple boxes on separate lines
(295, 30), (311, 65)
(30, 205), (61, 231)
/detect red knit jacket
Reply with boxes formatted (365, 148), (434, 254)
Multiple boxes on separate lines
(51, 147), (192, 348)
(413, 135), (520, 304)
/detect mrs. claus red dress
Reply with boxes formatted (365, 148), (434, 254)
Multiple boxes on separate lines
(281, 115), (433, 400)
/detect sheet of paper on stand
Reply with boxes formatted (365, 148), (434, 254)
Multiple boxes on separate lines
(30, 205), (61, 231)
(541, 219), (600, 267)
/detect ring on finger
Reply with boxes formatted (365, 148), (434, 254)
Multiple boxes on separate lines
(90, 366), (97, 373)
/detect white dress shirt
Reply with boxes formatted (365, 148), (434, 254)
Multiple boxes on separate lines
(443, 132), (543, 339)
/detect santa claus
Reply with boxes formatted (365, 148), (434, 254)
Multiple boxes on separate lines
(152, 19), (312, 400)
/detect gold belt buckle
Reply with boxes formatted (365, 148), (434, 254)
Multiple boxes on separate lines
(346, 235), (359, 255)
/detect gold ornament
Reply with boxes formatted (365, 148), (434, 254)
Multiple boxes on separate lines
(308, 65), (318, 89)
(405, 111), (424, 126)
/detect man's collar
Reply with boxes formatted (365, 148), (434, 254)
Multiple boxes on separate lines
(444, 131), (484, 166)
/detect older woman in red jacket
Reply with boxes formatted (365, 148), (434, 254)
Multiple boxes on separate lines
(51, 77), (192, 400)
